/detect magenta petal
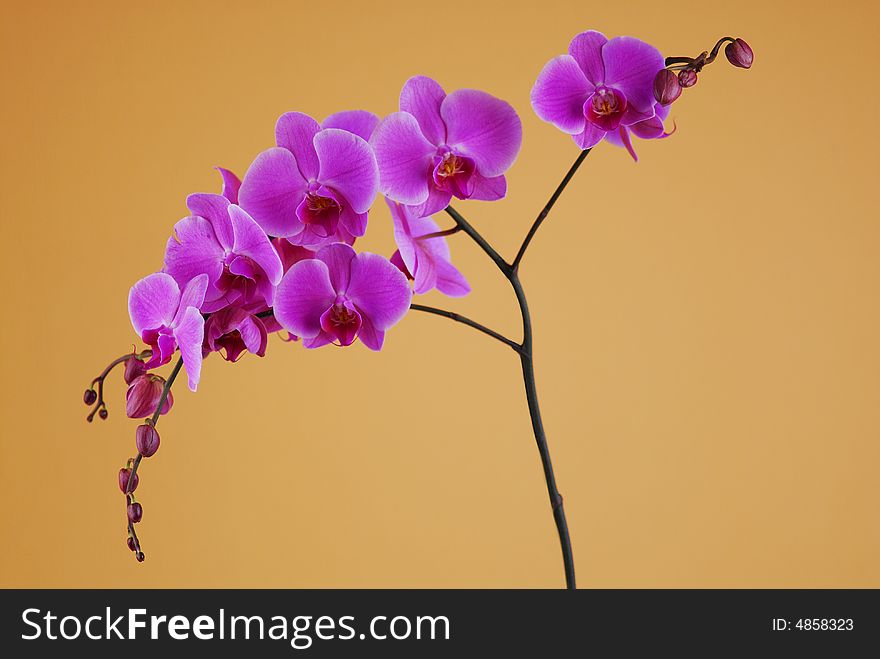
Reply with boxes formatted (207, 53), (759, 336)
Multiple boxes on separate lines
(239, 147), (308, 238)
(187, 193), (233, 251)
(371, 112), (436, 205)
(435, 259), (470, 297)
(274, 259), (336, 339)
(630, 114), (666, 140)
(129, 273), (180, 336)
(274, 112), (321, 180)
(173, 274), (208, 326)
(215, 167), (241, 204)
(316, 242), (356, 293)
(468, 173), (507, 202)
(346, 252), (412, 330)
(530, 55), (591, 134)
(573, 122), (607, 149)
(173, 306), (205, 391)
(314, 128), (378, 214)
(409, 186), (453, 219)
(568, 30), (608, 84)
(602, 36), (665, 114)
(164, 215), (224, 293)
(399, 75), (447, 146)
(339, 205), (368, 238)
(442, 89), (522, 178)
(322, 110), (380, 142)
(356, 313), (385, 351)
(228, 204), (283, 285)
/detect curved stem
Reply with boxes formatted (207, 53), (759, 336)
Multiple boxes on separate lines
(445, 205), (512, 275)
(512, 149), (591, 272)
(509, 273), (576, 589)
(411, 303), (521, 352)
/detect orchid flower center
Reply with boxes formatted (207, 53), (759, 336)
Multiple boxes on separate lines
(319, 298), (363, 347)
(296, 192), (342, 238)
(584, 86), (628, 132)
(216, 255), (258, 307)
(215, 330), (247, 362)
(432, 151), (476, 199)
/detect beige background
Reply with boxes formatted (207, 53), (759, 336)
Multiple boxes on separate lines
(1, 0), (878, 587)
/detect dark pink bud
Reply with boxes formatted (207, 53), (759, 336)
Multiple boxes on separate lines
(135, 424), (160, 458)
(123, 356), (148, 385)
(83, 388), (97, 405)
(127, 537), (136, 551)
(125, 375), (172, 419)
(136, 551), (145, 562)
(652, 69), (681, 106)
(678, 69), (698, 88)
(128, 502), (143, 524)
(725, 38), (753, 69)
(118, 467), (139, 493)
(98, 408), (109, 420)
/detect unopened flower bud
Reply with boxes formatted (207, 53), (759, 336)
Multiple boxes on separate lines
(118, 467), (139, 493)
(652, 69), (681, 106)
(123, 356), (148, 385)
(126, 375), (172, 419)
(725, 38), (753, 69)
(99, 408), (109, 420)
(678, 69), (698, 88)
(136, 551), (145, 562)
(136, 424), (160, 458)
(128, 502), (143, 524)
(127, 537), (136, 551)
(83, 388), (97, 405)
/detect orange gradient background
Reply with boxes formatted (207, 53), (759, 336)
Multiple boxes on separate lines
(1, 1), (878, 587)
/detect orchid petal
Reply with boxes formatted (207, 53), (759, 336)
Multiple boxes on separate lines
(602, 36), (665, 114)
(239, 147), (308, 238)
(215, 167), (241, 204)
(314, 128), (379, 214)
(322, 110), (380, 142)
(129, 273), (180, 336)
(173, 306), (205, 391)
(347, 252), (412, 330)
(228, 204), (283, 285)
(568, 30), (608, 84)
(371, 112), (436, 205)
(399, 75), (447, 146)
(274, 259), (336, 339)
(530, 55), (591, 134)
(163, 215), (224, 294)
(442, 89), (522, 178)
(186, 193), (233, 251)
(275, 111), (321, 180)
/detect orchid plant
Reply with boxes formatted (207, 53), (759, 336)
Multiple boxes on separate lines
(85, 31), (752, 588)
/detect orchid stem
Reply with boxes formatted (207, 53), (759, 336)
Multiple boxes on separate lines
(443, 158), (591, 588)
(512, 148), (591, 272)
(418, 225), (462, 241)
(410, 303), (520, 352)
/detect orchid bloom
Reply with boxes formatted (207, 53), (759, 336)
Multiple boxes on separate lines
(371, 76), (522, 218)
(238, 111), (380, 248)
(274, 243), (412, 351)
(203, 307), (268, 362)
(163, 194), (283, 314)
(128, 273), (208, 391)
(387, 199), (470, 297)
(531, 30), (667, 157)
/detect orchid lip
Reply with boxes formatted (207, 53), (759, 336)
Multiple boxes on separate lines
(584, 86), (628, 132)
(432, 151), (476, 199)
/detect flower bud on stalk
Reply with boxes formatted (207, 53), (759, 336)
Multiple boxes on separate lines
(127, 537), (136, 551)
(136, 424), (160, 457)
(118, 467), (139, 493)
(652, 69), (682, 106)
(83, 388), (97, 405)
(126, 375), (173, 419)
(123, 356), (148, 385)
(98, 408), (108, 420)
(725, 38), (753, 69)
(128, 502), (143, 524)
(678, 69), (698, 88)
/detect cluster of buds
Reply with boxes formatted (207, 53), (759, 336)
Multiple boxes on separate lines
(653, 37), (753, 106)
(85, 349), (174, 562)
